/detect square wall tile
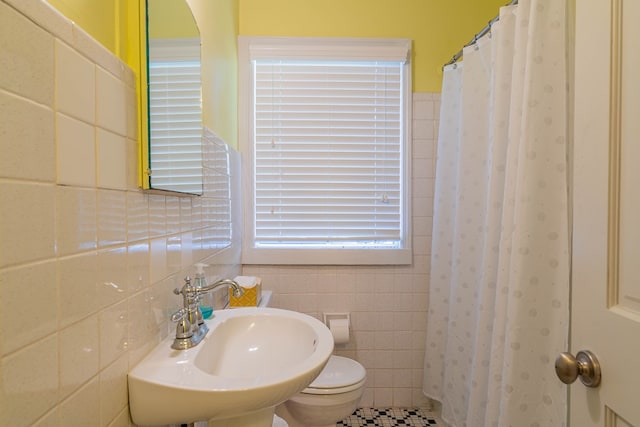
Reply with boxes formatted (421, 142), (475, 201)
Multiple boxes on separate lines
(149, 237), (168, 285)
(126, 192), (149, 243)
(99, 354), (128, 427)
(55, 39), (95, 123)
(97, 247), (127, 309)
(166, 235), (182, 276)
(99, 300), (128, 369)
(57, 252), (98, 328)
(127, 241), (150, 293)
(0, 181), (56, 268)
(0, 260), (58, 356)
(0, 1), (54, 106)
(148, 195), (167, 238)
(56, 186), (97, 256)
(58, 377), (100, 427)
(96, 66), (126, 136)
(127, 290), (158, 367)
(166, 197), (180, 235)
(59, 315), (99, 399)
(412, 119), (435, 141)
(97, 128), (128, 189)
(0, 336), (59, 426)
(97, 189), (126, 247)
(126, 138), (139, 190)
(0, 89), (55, 181)
(180, 197), (192, 232)
(56, 113), (96, 186)
(413, 94), (436, 120)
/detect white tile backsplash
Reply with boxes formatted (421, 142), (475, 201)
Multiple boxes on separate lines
(57, 252), (99, 328)
(59, 314), (100, 399)
(96, 65), (126, 136)
(0, 89), (55, 181)
(0, 336), (59, 426)
(97, 247), (128, 308)
(0, 181), (56, 268)
(99, 300), (128, 369)
(0, 260), (58, 356)
(56, 112), (96, 186)
(96, 128), (128, 189)
(58, 377), (100, 427)
(55, 186), (98, 255)
(96, 189), (127, 247)
(99, 354), (129, 427)
(55, 39), (95, 123)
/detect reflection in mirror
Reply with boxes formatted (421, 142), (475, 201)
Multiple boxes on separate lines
(147, 0), (203, 194)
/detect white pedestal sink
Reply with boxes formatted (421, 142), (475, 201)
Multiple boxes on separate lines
(128, 307), (334, 426)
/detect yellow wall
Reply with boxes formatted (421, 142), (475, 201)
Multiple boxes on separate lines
(187, 0), (239, 147)
(238, 0), (506, 92)
(148, 0), (200, 39)
(47, 0), (116, 51)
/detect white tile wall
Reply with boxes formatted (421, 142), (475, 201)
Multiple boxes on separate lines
(0, 1), (241, 426)
(97, 129), (128, 190)
(56, 113), (96, 186)
(55, 39), (95, 123)
(0, 88), (56, 181)
(242, 92), (440, 408)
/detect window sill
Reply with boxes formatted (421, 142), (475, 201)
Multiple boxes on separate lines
(241, 247), (412, 265)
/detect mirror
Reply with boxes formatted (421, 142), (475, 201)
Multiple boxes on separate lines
(146, 0), (203, 194)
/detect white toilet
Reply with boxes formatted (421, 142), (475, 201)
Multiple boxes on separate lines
(275, 354), (367, 427)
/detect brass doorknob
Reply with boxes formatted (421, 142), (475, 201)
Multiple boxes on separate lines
(555, 350), (601, 388)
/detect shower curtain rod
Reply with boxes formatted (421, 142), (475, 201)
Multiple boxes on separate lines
(443, 0), (518, 68)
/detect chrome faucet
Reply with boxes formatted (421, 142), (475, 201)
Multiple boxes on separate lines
(170, 276), (244, 350)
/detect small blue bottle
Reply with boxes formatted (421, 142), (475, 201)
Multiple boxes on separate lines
(194, 263), (213, 319)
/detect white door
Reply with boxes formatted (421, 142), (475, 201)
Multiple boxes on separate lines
(570, 0), (640, 426)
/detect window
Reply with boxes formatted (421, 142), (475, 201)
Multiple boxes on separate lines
(239, 37), (412, 265)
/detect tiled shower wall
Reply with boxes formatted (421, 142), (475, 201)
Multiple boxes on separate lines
(242, 92), (439, 408)
(0, 1), (241, 426)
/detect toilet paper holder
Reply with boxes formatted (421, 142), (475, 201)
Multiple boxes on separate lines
(323, 312), (351, 345)
(323, 312), (350, 327)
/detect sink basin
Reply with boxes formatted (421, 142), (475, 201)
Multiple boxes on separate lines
(128, 307), (334, 426)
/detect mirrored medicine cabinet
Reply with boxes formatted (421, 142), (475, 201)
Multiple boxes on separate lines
(143, 0), (204, 195)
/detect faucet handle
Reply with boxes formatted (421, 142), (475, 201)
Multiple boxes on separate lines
(170, 308), (193, 340)
(170, 308), (187, 322)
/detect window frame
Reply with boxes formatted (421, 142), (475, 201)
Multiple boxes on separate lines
(239, 36), (412, 265)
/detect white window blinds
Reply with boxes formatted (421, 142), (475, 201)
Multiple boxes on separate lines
(148, 38), (203, 194)
(241, 37), (412, 265)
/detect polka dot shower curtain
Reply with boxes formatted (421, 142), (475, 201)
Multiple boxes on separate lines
(423, 1), (569, 426)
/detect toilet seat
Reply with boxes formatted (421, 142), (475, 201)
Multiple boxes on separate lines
(301, 356), (366, 395)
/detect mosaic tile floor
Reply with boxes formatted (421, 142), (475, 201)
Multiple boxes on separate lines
(337, 408), (439, 426)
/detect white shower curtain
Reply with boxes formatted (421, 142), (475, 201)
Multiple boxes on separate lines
(423, 1), (569, 426)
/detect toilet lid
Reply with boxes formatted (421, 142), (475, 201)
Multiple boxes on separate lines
(306, 356), (366, 390)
